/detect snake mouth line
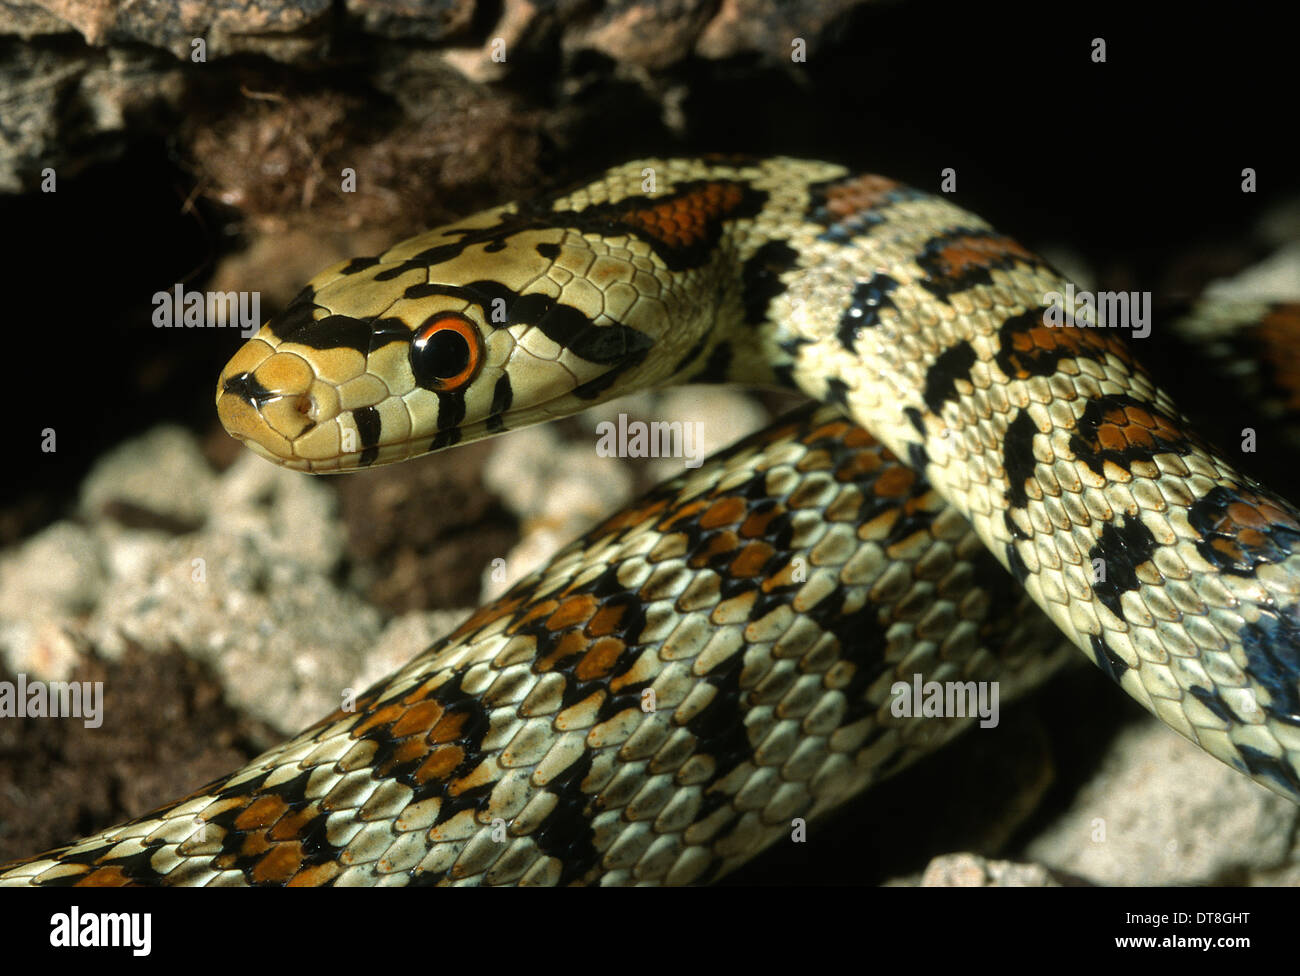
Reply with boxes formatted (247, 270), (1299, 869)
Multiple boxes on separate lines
(229, 387), (617, 474)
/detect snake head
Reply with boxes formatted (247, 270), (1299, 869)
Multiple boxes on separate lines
(216, 216), (661, 473)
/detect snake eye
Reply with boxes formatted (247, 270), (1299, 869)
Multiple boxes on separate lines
(410, 312), (483, 392)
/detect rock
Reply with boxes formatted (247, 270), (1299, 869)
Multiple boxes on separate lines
(912, 853), (1061, 887)
(0, 521), (105, 622)
(79, 425), (216, 528)
(1024, 718), (1297, 884)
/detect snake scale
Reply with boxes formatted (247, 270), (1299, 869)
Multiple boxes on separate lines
(3, 156), (1298, 886)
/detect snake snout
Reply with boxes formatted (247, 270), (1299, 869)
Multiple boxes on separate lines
(216, 348), (320, 467)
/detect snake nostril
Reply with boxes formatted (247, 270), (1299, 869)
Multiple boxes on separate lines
(293, 394), (313, 419)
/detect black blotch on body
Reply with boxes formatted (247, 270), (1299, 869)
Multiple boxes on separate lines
(213, 768), (342, 880)
(836, 274), (901, 352)
(684, 657), (752, 787)
(1238, 604), (1300, 727)
(1068, 394), (1191, 480)
(993, 308), (1072, 379)
(35, 764), (342, 885)
(901, 407), (932, 479)
(1005, 543), (1031, 584)
(825, 377), (850, 408)
(1188, 685), (1237, 725)
(907, 442), (929, 472)
(922, 342), (978, 415)
(1002, 410), (1042, 511)
(1089, 633), (1129, 681)
(803, 176), (919, 244)
(1186, 485), (1300, 576)
(741, 240), (799, 326)
(531, 750), (599, 885)
(300, 671), (499, 883)
(1237, 744), (1300, 797)
(1089, 516), (1158, 620)
(486, 565), (654, 882)
(771, 336), (813, 392)
(402, 674), (492, 797)
(914, 228), (1048, 300)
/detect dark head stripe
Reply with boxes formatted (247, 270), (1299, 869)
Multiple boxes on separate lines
(353, 405), (382, 467)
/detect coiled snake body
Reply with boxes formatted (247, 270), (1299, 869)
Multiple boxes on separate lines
(4, 156), (1299, 885)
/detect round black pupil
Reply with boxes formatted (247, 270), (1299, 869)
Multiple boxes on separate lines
(418, 328), (470, 380)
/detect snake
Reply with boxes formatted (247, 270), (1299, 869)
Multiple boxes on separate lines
(3, 155), (1299, 886)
